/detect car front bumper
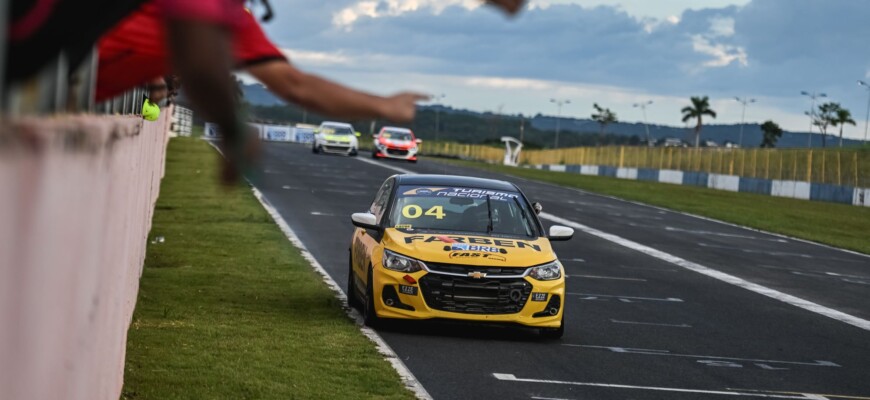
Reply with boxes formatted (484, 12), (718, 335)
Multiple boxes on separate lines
(371, 265), (564, 328)
(374, 146), (418, 160)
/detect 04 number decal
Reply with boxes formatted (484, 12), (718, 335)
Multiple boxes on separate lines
(401, 205), (445, 219)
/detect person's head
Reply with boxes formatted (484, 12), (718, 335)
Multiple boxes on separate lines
(146, 77), (169, 104)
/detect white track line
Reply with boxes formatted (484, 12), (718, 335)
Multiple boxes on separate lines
(541, 212), (870, 332)
(209, 141), (432, 399)
(494, 374), (834, 399)
(358, 156), (870, 332)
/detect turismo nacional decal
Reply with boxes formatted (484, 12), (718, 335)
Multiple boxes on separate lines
(402, 187), (519, 201)
(404, 235), (541, 252)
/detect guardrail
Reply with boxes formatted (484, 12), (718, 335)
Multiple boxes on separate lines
(0, 111), (171, 400)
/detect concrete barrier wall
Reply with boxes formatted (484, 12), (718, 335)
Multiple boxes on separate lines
(854, 188), (870, 207)
(0, 112), (170, 400)
(708, 174), (740, 192)
(529, 163), (868, 207)
(659, 170), (684, 185)
(616, 167), (638, 180)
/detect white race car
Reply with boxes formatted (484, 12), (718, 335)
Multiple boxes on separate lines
(313, 121), (360, 156)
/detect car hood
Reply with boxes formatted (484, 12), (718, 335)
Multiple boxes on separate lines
(323, 134), (354, 143)
(382, 228), (556, 268)
(382, 139), (414, 148)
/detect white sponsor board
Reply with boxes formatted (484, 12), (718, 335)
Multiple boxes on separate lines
(658, 169), (684, 185)
(854, 187), (870, 207)
(293, 126), (316, 143)
(549, 164), (567, 172)
(772, 180), (811, 200)
(707, 174), (740, 192)
(262, 124), (293, 142)
(204, 122), (221, 137)
(580, 165), (599, 175)
(616, 168), (638, 180)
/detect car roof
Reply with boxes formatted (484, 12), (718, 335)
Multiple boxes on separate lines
(395, 174), (518, 191)
(321, 122), (352, 127)
(381, 126), (412, 132)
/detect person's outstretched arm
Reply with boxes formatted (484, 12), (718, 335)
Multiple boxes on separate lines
(246, 60), (427, 123)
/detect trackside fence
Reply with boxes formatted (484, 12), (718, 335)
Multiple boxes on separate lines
(0, 111), (171, 400)
(421, 143), (869, 188)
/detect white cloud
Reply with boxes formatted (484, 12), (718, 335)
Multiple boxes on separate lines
(465, 77), (554, 90)
(691, 35), (747, 68)
(709, 16), (735, 37)
(332, 0), (482, 29)
(281, 49), (354, 66)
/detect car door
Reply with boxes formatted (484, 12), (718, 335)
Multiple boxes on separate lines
(352, 177), (395, 289)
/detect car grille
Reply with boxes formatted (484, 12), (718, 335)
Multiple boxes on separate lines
(419, 274), (532, 314)
(386, 148), (409, 156)
(426, 262), (527, 277)
(324, 145), (349, 152)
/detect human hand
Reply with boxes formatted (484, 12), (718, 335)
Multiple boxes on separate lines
(485, 0), (526, 15)
(380, 92), (430, 123)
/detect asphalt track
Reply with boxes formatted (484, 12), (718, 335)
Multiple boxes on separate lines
(254, 142), (870, 400)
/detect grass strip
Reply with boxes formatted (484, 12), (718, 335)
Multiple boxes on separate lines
(434, 158), (870, 255)
(122, 137), (415, 399)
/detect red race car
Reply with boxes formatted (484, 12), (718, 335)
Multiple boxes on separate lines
(372, 127), (422, 163)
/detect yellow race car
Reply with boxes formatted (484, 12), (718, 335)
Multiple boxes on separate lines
(347, 174), (574, 338)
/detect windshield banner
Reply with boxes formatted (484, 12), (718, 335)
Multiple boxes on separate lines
(402, 187), (519, 201)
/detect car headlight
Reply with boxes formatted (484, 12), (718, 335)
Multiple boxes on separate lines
(382, 250), (426, 273)
(528, 260), (562, 281)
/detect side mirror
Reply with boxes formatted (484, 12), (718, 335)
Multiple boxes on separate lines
(415, 138), (423, 144)
(351, 212), (380, 231)
(532, 202), (543, 215)
(355, 132), (362, 137)
(548, 225), (574, 241)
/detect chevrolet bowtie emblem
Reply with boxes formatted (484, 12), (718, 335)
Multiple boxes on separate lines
(468, 271), (487, 279)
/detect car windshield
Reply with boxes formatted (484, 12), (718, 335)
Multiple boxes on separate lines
(382, 130), (413, 141)
(323, 126), (353, 135)
(389, 185), (537, 237)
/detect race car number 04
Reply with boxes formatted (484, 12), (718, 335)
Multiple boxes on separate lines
(402, 205), (445, 220)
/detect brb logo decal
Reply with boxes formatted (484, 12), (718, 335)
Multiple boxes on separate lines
(445, 244), (508, 254)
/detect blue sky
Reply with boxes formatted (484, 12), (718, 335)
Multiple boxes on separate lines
(249, 0), (870, 140)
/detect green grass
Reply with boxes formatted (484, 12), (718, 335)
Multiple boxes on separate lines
(122, 138), (414, 400)
(434, 158), (870, 255)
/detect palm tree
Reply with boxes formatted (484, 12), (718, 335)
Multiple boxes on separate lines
(681, 96), (717, 148)
(591, 103), (617, 145)
(831, 107), (856, 148)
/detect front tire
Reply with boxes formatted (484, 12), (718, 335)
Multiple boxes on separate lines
(349, 148), (358, 157)
(540, 315), (564, 340)
(363, 266), (381, 328)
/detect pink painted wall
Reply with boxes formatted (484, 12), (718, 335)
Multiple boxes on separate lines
(0, 111), (170, 400)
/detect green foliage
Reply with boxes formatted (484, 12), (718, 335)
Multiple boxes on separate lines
(760, 120), (783, 148)
(591, 103), (618, 142)
(122, 138), (415, 400)
(681, 96), (717, 148)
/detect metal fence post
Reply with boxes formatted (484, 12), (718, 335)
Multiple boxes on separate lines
(806, 150), (813, 183)
(0, 0), (7, 111)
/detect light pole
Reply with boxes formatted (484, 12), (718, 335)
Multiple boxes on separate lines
(734, 97), (756, 147)
(632, 100), (653, 145)
(550, 98), (570, 148)
(859, 80), (870, 143)
(432, 93), (446, 142)
(801, 91), (827, 147)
